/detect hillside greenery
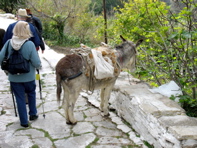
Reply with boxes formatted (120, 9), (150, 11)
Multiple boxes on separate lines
(0, 0), (26, 13)
(107, 0), (197, 117)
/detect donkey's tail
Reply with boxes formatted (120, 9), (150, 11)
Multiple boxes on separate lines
(56, 73), (62, 103)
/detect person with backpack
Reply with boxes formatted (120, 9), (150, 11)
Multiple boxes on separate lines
(26, 9), (43, 35)
(3, 9), (43, 53)
(0, 21), (42, 128)
(26, 8), (45, 53)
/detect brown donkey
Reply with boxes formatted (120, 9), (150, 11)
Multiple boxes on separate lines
(56, 36), (143, 124)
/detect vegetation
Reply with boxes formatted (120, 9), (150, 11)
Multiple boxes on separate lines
(27, 0), (79, 44)
(0, 0), (26, 13)
(1, 0), (196, 117)
(26, 0), (129, 45)
(107, 0), (197, 116)
(89, 0), (128, 15)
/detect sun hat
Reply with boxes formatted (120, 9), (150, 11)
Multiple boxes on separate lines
(17, 8), (30, 17)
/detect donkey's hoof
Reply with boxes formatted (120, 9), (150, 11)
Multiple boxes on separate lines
(66, 121), (77, 125)
(109, 108), (115, 112)
(104, 113), (110, 117)
(101, 112), (110, 117)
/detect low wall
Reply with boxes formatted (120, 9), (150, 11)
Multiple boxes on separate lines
(87, 72), (197, 148)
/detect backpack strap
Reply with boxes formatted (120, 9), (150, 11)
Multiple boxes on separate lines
(18, 40), (30, 61)
(19, 40), (28, 50)
(10, 40), (28, 52)
(9, 40), (29, 60)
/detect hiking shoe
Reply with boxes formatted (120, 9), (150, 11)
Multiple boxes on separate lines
(29, 115), (38, 121)
(21, 124), (29, 128)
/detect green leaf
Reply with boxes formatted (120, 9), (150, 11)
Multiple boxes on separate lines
(168, 32), (178, 40)
(181, 32), (192, 39)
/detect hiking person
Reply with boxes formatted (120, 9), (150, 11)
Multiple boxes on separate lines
(26, 9), (43, 35)
(26, 8), (45, 53)
(0, 21), (42, 128)
(3, 8), (42, 52)
(0, 28), (5, 50)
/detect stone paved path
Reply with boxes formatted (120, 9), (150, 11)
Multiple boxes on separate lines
(0, 48), (147, 148)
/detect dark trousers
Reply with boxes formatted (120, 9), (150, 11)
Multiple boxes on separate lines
(10, 80), (37, 125)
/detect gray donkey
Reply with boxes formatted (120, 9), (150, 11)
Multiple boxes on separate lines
(56, 35), (143, 125)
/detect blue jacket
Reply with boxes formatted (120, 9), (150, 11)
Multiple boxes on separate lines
(3, 21), (41, 47)
(0, 40), (41, 82)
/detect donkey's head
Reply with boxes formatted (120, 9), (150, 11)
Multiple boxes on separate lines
(115, 35), (143, 72)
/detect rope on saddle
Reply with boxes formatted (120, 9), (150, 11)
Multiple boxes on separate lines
(80, 53), (95, 95)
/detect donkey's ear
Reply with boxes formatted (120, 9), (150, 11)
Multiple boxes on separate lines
(135, 39), (143, 47)
(120, 35), (127, 42)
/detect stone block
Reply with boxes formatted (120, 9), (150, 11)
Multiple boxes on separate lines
(169, 126), (197, 140)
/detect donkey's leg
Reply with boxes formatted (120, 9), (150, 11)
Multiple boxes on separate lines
(100, 84), (114, 116)
(62, 80), (81, 125)
(61, 81), (70, 124)
(100, 88), (105, 112)
(67, 89), (80, 125)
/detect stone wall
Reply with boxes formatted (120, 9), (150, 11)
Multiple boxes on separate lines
(109, 72), (197, 148)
